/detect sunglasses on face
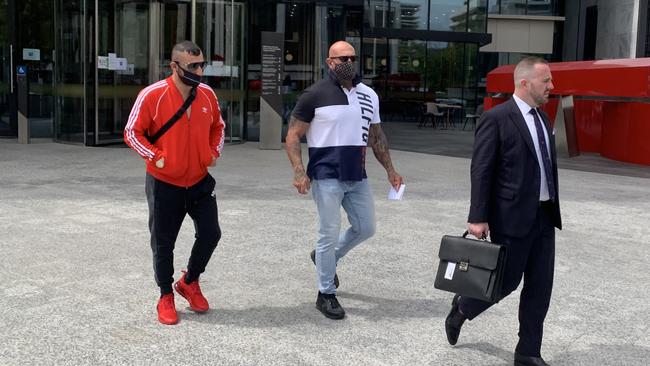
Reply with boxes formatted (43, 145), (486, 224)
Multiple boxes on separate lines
(331, 55), (356, 63)
(174, 60), (207, 70)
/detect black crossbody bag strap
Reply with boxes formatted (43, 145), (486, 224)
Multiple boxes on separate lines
(146, 86), (197, 144)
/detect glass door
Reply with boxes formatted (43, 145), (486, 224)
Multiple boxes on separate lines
(153, 1), (192, 82)
(95, 0), (151, 144)
(150, 0), (244, 142)
(55, 0), (244, 145)
(246, 2), (316, 141)
(196, 0), (245, 142)
(0, 0), (16, 137)
(54, 0), (87, 143)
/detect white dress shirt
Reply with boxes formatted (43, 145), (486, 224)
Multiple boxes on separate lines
(512, 94), (552, 201)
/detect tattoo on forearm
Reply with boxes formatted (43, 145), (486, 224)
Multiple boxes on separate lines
(294, 169), (307, 181)
(288, 116), (302, 129)
(287, 116), (307, 175)
(369, 125), (394, 172)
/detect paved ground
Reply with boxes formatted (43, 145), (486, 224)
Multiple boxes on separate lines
(0, 140), (649, 365)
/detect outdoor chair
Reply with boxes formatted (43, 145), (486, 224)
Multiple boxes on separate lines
(418, 102), (445, 128)
(463, 104), (483, 130)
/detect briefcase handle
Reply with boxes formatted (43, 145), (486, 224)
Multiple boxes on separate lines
(462, 230), (488, 241)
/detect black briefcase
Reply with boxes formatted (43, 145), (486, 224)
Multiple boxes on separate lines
(434, 231), (507, 303)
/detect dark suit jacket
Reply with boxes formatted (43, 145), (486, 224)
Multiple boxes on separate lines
(468, 98), (562, 238)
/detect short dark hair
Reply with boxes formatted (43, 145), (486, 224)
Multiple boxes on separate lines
(171, 40), (202, 58)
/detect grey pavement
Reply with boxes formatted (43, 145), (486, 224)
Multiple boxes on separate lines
(0, 139), (649, 365)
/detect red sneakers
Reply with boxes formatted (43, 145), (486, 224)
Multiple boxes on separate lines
(174, 271), (209, 313)
(157, 293), (178, 325)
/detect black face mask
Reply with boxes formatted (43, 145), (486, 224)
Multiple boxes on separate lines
(332, 62), (356, 83)
(177, 64), (202, 87)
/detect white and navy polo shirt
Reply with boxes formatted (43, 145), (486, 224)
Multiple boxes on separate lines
(292, 73), (381, 181)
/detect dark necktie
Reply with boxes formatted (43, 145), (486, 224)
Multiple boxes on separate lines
(530, 108), (556, 201)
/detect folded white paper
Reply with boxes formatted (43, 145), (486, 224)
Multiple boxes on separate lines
(387, 183), (406, 200)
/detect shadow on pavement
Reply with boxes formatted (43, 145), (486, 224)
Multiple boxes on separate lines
(175, 292), (446, 328)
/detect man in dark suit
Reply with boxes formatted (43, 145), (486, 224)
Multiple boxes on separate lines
(445, 57), (562, 366)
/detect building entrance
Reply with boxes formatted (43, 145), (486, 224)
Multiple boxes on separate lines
(54, 0), (245, 145)
(1, 0), (54, 139)
(245, 1), (363, 140)
(0, 0), (16, 137)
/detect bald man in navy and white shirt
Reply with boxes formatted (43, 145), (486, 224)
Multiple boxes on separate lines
(286, 41), (403, 320)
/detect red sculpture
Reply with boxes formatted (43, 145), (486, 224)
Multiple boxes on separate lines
(484, 58), (650, 166)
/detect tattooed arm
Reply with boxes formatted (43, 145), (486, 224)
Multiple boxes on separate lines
(369, 124), (403, 190)
(285, 116), (311, 194)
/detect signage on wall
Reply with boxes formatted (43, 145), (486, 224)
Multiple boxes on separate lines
(114, 58), (127, 71)
(203, 61), (240, 77)
(98, 56), (109, 69)
(261, 32), (284, 116)
(259, 31), (285, 149)
(261, 36), (283, 97)
(23, 48), (40, 61)
(16, 65), (27, 75)
(98, 53), (128, 71)
(118, 64), (135, 76)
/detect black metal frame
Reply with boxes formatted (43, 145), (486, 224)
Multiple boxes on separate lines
(0, 0), (18, 136)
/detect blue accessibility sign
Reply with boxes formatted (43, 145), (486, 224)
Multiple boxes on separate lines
(16, 65), (27, 75)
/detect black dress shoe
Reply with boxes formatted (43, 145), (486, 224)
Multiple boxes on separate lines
(445, 294), (466, 345)
(514, 352), (549, 366)
(316, 292), (345, 319)
(310, 250), (339, 288)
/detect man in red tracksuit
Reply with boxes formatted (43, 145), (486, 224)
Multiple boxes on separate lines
(124, 40), (225, 325)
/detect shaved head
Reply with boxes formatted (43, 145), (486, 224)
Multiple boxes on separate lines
(326, 41), (358, 88)
(328, 41), (355, 58)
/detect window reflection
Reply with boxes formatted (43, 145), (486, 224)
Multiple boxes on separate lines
(425, 41), (464, 103)
(429, 0), (466, 32)
(467, 0), (488, 33)
(489, 1), (558, 16)
(364, 0), (392, 28)
(54, 0), (85, 143)
(488, 0), (500, 14)
(500, 0), (526, 15)
(395, 0), (429, 30)
(362, 36), (480, 123)
(526, 0), (554, 15)
(196, 0), (246, 142)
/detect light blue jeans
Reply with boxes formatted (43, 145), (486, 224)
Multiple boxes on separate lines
(311, 178), (376, 294)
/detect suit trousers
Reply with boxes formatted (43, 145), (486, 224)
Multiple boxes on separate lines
(458, 204), (556, 357)
(145, 173), (221, 294)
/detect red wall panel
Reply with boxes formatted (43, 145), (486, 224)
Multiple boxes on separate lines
(573, 100), (604, 153)
(601, 102), (650, 165)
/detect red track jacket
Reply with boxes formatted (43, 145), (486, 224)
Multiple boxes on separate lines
(124, 77), (225, 187)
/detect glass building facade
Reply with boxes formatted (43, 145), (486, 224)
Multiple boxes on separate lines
(1, 0), (571, 146)
(360, 0), (489, 123)
(488, 0), (563, 15)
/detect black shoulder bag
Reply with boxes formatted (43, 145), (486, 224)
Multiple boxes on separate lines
(145, 86), (197, 144)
